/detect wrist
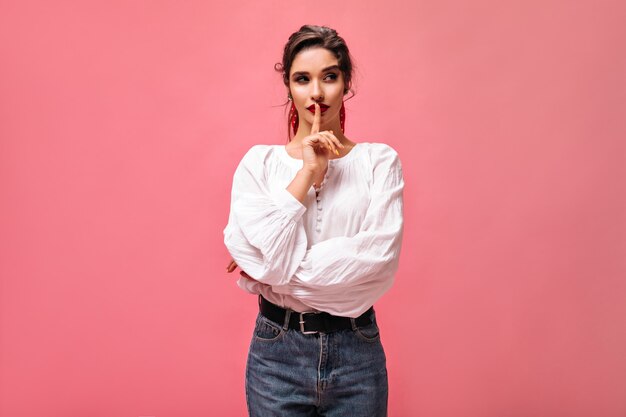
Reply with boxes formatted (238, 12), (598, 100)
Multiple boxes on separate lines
(299, 167), (316, 177)
(297, 168), (316, 187)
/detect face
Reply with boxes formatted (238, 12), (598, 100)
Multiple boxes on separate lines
(288, 47), (346, 131)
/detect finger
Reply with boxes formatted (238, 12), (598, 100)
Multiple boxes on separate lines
(314, 135), (333, 154)
(310, 135), (330, 155)
(328, 130), (345, 148)
(318, 132), (340, 155)
(311, 103), (321, 134)
(321, 135), (336, 155)
(317, 133), (338, 156)
(226, 259), (237, 272)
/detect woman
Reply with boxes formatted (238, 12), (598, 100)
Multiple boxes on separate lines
(223, 25), (404, 417)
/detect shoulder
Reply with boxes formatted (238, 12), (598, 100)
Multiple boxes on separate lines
(357, 143), (403, 188)
(236, 144), (282, 171)
(240, 144), (274, 163)
(360, 142), (402, 169)
(365, 142), (400, 156)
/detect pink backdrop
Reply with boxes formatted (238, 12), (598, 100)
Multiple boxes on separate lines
(1, 1), (625, 416)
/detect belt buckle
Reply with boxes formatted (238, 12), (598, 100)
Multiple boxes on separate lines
(299, 312), (319, 334)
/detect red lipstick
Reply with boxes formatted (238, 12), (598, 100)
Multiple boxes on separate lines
(307, 104), (329, 114)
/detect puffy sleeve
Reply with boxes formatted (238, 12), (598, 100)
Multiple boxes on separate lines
(223, 145), (308, 286)
(272, 144), (405, 316)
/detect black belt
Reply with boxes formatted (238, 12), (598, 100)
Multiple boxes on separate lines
(258, 294), (374, 334)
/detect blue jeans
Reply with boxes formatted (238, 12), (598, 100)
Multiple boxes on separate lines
(245, 302), (388, 416)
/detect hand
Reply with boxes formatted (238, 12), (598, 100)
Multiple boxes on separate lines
(226, 258), (256, 281)
(301, 103), (345, 178)
(226, 258), (237, 273)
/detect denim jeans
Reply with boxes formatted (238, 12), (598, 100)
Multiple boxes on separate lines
(245, 303), (388, 417)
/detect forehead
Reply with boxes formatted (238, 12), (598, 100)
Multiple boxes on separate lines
(290, 47), (338, 75)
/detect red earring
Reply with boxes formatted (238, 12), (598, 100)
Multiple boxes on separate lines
(290, 101), (299, 135)
(340, 101), (345, 133)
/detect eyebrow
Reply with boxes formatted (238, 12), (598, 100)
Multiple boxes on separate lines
(291, 65), (340, 77)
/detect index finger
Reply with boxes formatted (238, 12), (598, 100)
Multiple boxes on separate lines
(226, 259), (237, 272)
(311, 102), (321, 134)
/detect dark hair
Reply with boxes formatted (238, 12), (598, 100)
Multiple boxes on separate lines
(274, 25), (357, 142)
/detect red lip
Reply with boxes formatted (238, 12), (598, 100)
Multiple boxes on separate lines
(307, 104), (329, 114)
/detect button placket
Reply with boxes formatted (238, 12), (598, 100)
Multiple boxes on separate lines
(314, 164), (332, 233)
(315, 186), (322, 233)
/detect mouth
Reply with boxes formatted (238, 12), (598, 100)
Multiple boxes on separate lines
(307, 103), (330, 114)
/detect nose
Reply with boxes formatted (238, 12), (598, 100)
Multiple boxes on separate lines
(310, 80), (324, 102)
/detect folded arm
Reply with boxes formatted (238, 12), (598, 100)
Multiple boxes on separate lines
(272, 146), (405, 315)
(223, 146), (309, 286)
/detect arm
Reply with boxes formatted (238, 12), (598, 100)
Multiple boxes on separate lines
(223, 146), (310, 286)
(224, 104), (344, 286)
(271, 146), (405, 315)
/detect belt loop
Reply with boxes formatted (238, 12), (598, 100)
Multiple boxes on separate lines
(350, 317), (358, 331)
(282, 308), (291, 330)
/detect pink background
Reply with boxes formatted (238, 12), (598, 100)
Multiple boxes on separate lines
(1, 1), (625, 416)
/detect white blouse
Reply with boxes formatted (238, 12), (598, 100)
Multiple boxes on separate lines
(223, 142), (404, 318)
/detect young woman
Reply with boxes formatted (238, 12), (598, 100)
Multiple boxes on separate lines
(223, 25), (404, 417)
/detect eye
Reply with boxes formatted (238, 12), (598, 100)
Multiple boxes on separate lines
(294, 73), (338, 83)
